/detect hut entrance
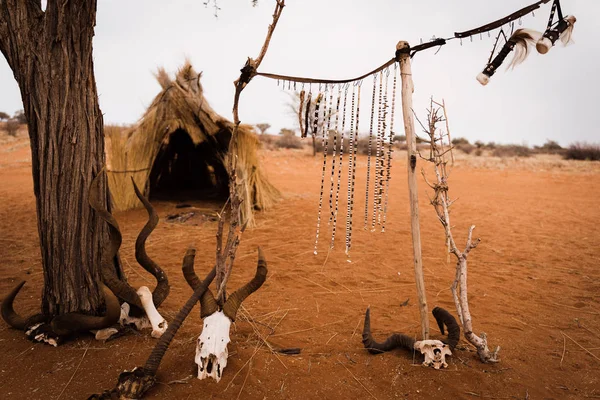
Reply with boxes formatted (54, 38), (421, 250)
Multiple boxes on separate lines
(149, 129), (229, 203)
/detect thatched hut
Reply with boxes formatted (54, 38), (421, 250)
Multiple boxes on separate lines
(105, 63), (279, 227)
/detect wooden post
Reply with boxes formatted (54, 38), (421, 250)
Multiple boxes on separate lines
(397, 41), (429, 340)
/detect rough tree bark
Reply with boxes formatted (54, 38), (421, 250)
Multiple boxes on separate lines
(0, 0), (110, 315)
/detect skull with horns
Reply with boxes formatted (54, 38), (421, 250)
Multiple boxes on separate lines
(362, 306), (460, 369)
(182, 246), (268, 381)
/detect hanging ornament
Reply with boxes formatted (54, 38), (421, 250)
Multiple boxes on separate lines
(303, 91), (312, 139)
(364, 73), (378, 229)
(536, 0), (576, 54)
(346, 82), (361, 256)
(298, 90), (306, 138)
(476, 28), (541, 86)
(382, 63), (398, 232)
(329, 86), (348, 248)
(372, 70), (384, 230)
(313, 88), (327, 255)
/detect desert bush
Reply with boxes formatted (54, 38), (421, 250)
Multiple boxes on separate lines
(535, 140), (564, 155)
(455, 143), (475, 154)
(275, 131), (303, 149)
(0, 111), (9, 121)
(491, 144), (532, 158)
(5, 119), (19, 136)
(563, 143), (600, 161)
(474, 140), (485, 148)
(13, 109), (27, 124)
(393, 134), (406, 143)
(394, 141), (408, 151)
(486, 141), (497, 149)
(452, 137), (470, 145)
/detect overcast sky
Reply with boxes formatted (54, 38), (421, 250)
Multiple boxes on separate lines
(1, 0), (598, 146)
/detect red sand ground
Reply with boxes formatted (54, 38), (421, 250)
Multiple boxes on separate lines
(1, 135), (599, 399)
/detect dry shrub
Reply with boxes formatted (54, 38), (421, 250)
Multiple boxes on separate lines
(563, 143), (600, 161)
(4, 119), (19, 137)
(455, 143), (475, 154)
(491, 144), (532, 158)
(452, 137), (470, 145)
(535, 140), (564, 155)
(315, 132), (351, 155)
(275, 132), (303, 149)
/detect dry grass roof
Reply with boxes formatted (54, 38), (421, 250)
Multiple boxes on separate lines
(105, 62), (279, 227)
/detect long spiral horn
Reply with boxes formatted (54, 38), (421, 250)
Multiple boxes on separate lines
(89, 171), (144, 312)
(432, 307), (460, 350)
(222, 247), (268, 322)
(362, 307), (415, 354)
(144, 266), (216, 375)
(88, 267), (218, 400)
(131, 178), (169, 308)
(1, 281), (45, 330)
(181, 247), (219, 318)
(51, 284), (121, 336)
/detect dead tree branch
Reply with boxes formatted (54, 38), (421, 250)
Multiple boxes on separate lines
(216, 0), (285, 303)
(420, 98), (500, 363)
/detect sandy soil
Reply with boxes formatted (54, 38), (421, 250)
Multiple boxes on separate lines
(1, 135), (599, 400)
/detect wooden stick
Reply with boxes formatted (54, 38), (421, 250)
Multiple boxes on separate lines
(397, 41), (429, 340)
(271, 320), (344, 338)
(338, 361), (378, 400)
(560, 333), (566, 368)
(57, 339), (91, 399)
(441, 99), (454, 164)
(562, 331), (600, 363)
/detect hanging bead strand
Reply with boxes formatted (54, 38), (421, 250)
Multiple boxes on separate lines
(378, 69), (390, 226)
(382, 63), (398, 232)
(328, 85), (341, 225)
(364, 73), (378, 229)
(330, 85), (347, 247)
(313, 88), (326, 255)
(344, 86), (354, 252)
(345, 83), (359, 255)
(372, 71), (384, 230)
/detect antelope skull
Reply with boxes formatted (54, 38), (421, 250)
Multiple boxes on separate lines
(184, 248), (268, 382)
(362, 305), (460, 369)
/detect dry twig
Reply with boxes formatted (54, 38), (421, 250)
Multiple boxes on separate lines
(420, 98), (499, 363)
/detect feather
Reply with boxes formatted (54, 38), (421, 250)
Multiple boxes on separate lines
(507, 28), (542, 70)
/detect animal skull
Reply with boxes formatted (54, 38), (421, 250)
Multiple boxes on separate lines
(195, 311), (231, 382)
(414, 340), (452, 369)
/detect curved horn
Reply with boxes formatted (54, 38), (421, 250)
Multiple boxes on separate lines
(89, 172), (144, 312)
(432, 307), (460, 350)
(132, 178), (170, 308)
(222, 247), (268, 322)
(144, 266), (216, 376)
(199, 288), (219, 319)
(182, 248), (201, 290)
(51, 284), (121, 336)
(1, 281), (38, 330)
(181, 247), (219, 318)
(362, 307), (415, 354)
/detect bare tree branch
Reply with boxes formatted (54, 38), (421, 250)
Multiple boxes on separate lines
(420, 99), (500, 363)
(216, 0), (286, 301)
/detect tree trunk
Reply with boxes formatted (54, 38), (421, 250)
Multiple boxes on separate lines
(0, 1), (109, 315)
